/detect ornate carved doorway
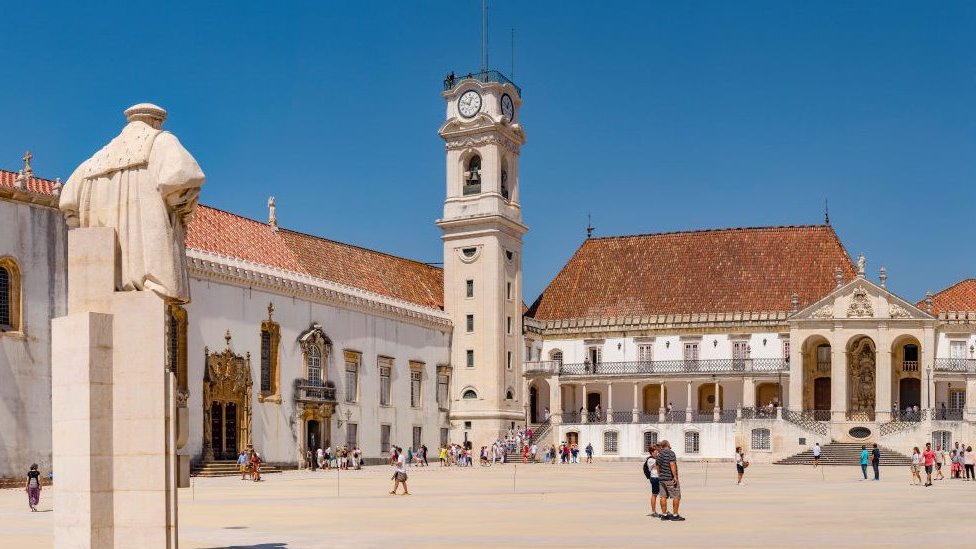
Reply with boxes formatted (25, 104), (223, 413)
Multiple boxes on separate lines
(847, 336), (876, 415)
(203, 331), (253, 461)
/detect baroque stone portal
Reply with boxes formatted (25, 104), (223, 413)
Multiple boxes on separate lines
(848, 337), (876, 413)
(203, 331), (253, 461)
(60, 103), (205, 303)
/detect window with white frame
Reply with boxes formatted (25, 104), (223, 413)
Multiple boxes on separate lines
(344, 351), (360, 403)
(550, 349), (563, 364)
(683, 342), (699, 362)
(437, 372), (449, 408)
(440, 428), (449, 447)
(733, 341), (749, 360)
(465, 279), (474, 298)
(643, 431), (658, 450)
(638, 344), (653, 364)
(507, 351), (512, 370)
(684, 431), (700, 454)
(466, 314), (474, 333)
(782, 338), (791, 361)
(603, 431), (619, 454)
(379, 358), (392, 406)
(751, 428), (771, 450)
(307, 345), (322, 384)
(587, 345), (602, 365)
(410, 370), (422, 408)
(932, 430), (952, 451)
(950, 340), (967, 359)
(949, 389), (965, 412)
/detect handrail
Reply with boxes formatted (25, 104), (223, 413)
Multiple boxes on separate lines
(934, 358), (976, 373)
(782, 409), (828, 436)
(553, 358), (789, 377)
(443, 70), (522, 97)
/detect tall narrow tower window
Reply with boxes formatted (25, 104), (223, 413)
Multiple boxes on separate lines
(465, 279), (474, 298)
(463, 155), (482, 195)
(501, 169), (509, 199)
(466, 350), (474, 368)
(466, 314), (474, 333)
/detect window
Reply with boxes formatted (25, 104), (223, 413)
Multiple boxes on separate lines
(0, 257), (22, 332)
(550, 350), (563, 364)
(932, 430), (952, 451)
(949, 389), (965, 412)
(816, 345), (831, 370)
(463, 155), (482, 195)
(751, 428), (771, 451)
(346, 423), (358, 447)
(638, 344), (653, 364)
(643, 431), (658, 450)
(506, 316), (512, 334)
(507, 351), (512, 370)
(462, 389), (478, 399)
(462, 247), (477, 258)
(683, 343), (699, 363)
(344, 351), (360, 403)
(379, 362), (392, 406)
(300, 325), (331, 389)
(440, 428), (449, 447)
(506, 281), (512, 300)
(501, 167), (509, 199)
(505, 389), (514, 400)
(466, 279), (474, 298)
(437, 371), (450, 409)
(380, 424), (392, 454)
(464, 421), (472, 429)
(466, 314), (474, 333)
(684, 431), (700, 454)
(950, 341), (967, 359)
(258, 303), (280, 401)
(307, 346), (322, 384)
(466, 349), (474, 367)
(782, 338), (791, 361)
(410, 371), (422, 407)
(587, 346), (602, 365)
(733, 341), (749, 360)
(603, 431), (619, 454)
(412, 426), (422, 450)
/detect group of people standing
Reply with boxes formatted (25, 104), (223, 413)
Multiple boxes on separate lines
(909, 441), (974, 485)
(237, 448), (264, 481)
(542, 442), (594, 464)
(305, 444), (363, 471)
(643, 441), (685, 521)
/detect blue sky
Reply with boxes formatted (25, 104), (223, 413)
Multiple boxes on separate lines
(3, 1), (974, 303)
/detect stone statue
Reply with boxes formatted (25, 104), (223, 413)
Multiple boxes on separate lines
(857, 253), (866, 276)
(60, 103), (205, 303)
(268, 196), (277, 227)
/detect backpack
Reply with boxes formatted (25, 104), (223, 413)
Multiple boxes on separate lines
(642, 458), (651, 479)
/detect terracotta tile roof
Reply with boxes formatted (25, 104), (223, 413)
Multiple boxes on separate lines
(186, 205), (444, 310)
(527, 225), (856, 321)
(920, 279), (976, 313)
(0, 168), (59, 195)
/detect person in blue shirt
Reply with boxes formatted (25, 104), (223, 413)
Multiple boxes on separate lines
(859, 445), (869, 480)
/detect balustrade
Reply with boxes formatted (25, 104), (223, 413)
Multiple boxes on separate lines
(531, 358), (788, 377)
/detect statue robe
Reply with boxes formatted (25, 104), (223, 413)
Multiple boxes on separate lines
(60, 120), (205, 303)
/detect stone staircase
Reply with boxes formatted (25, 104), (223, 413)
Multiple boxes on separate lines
(775, 442), (912, 466)
(192, 460), (283, 478)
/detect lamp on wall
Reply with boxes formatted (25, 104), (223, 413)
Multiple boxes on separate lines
(337, 408), (353, 427)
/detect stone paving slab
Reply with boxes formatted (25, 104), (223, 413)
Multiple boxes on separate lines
(0, 462), (970, 548)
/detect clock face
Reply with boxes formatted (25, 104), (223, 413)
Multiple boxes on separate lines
(458, 90), (482, 118)
(500, 94), (515, 120)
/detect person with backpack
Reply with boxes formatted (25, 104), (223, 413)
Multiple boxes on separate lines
(735, 446), (748, 485)
(25, 463), (42, 512)
(643, 445), (662, 517)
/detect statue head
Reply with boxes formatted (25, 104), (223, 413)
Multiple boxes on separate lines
(124, 103), (167, 129)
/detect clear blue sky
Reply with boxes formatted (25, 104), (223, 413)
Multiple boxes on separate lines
(3, 1), (974, 304)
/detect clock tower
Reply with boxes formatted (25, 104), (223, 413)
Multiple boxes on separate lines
(438, 72), (527, 446)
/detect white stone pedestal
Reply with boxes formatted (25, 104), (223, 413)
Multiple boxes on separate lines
(52, 227), (178, 549)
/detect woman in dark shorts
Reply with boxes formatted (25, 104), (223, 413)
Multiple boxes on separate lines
(735, 447), (747, 485)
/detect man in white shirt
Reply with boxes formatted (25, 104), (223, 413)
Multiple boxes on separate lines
(389, 447), (409, 495)
(812, 443), (822, 468)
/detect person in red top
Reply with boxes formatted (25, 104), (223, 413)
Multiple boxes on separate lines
(922, 442), (936, 487)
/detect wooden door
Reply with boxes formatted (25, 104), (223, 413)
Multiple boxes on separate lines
(814, 377), (831, 411)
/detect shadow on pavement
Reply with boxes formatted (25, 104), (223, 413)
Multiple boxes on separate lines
(199, 545), (289, 549)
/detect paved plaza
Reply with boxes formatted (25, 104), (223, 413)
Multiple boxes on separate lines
(0, 462), (970, 548)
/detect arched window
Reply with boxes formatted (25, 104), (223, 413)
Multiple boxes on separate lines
(259, 303), (281, 402)
(299, 323), (331, 387)
(549, 349), (563, 364)
(463, 155), (482, 195)
(307, 346), (322, 383)
(462, 389), (478, 400)
(0, 257), (22, 332)
(603, 430), (619, 454)
(751, 428), (771, 451)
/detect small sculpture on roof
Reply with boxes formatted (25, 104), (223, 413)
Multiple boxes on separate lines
(268, 196), (277, 229)
(22, 150), (32, 175)
(856, 253), (866, 277)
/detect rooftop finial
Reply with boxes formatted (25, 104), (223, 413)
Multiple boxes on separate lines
(824, 198), (830, 225)
(224, 329), (232, 348)
(22, 150), (33, 175)
(268, 196), (277, 230)
(267, 302), (275, 321)
(835, 266), (843, 288)
(790, 292), (799, 314)
(856, 253), (866, 277)
(586, 213), (594, 239)
(925, 291), (933, 314)
(879, 266), (887, 289)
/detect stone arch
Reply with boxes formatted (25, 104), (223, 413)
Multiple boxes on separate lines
(460, 387), (479, 400)
(529, 379), (551, 423)
(801, 334), (832, 413)
(891, 334), (922, 410)
(642, 384), (667, 413)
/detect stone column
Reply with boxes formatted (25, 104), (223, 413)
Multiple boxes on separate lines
(659, 382), (666, 422)
(788, 333), (803, 412)
(606, 382), (614, 423)
(742, 377), (756, 409)
(685, 380), (693, 423)
(713, 380), (721, 421)
(549, 376), (562, 424)
(876, 349), (893, 422)
(830, 339), (847, 422)
(632, 382), (640, 423)
(965, 378), (976, 422)
(581, 383), (588, 423)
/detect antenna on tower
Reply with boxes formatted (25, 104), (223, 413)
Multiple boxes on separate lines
(481, 0), (488, 72)
(824, 199), (830, 225)
(511, 28), (516, 78)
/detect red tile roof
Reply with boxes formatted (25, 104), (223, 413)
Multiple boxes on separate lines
(527, 225), (856, 320)
(186, 206), (444, 310)
(0, 169), (59, 195)
(921, 279), (976, 313)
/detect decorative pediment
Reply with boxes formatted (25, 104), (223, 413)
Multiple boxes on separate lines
(793, 277), (932, 322)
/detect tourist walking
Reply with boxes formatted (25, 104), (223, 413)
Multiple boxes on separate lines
(643, 445), (662, 517)
(26, 463), (42, 512)
(585, 442), (593, 463)
(871, 444), (881, 480)
(935, 445), (945, 480)
(239, 450), (250, 480)
(859, 445), (869, 480)
(250, 450), (262, 482)
(812, 443), (822, 467)
(965, 446), (975, 480)
(910, 447), (922, 485)
(656, 439), (684, 521)
(389, 447), (409, 495)
(922, 443), (936, 487)
(735, 447), (748, 485)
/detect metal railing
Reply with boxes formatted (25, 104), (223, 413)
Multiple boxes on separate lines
(783, 409), (829, 436)
(562, 411), (581, 423)
(718, 409), (738, 423)
(934, 407), (964, 421)
(609, 410), (633, 424)
(443, 70), (522, 97)
(294, 379), (337, 403)
(880, 410), (927, 436)
(547, 358), (789, 377)
(893, 410), (926, 422)
(934, 358), (976, 373)
(638, 411), (661, 423)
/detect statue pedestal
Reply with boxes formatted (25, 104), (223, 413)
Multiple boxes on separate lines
(52, 228), (178, 549)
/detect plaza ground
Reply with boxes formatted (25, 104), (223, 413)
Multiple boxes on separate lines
(1, 462), (971, 548)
